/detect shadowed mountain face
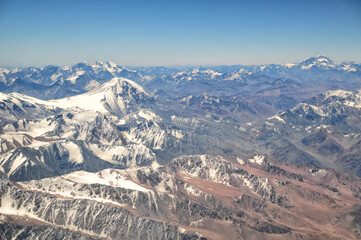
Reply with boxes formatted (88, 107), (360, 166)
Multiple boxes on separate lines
(0, 57), (361, 239)
(172, 93), (299, 123)
(247, 89), (361, 177)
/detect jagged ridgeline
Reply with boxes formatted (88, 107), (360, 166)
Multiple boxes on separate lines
(0, 57), (361, 239)
(1, 56), (361, 125)
(0, 77), (257, 181)
(0, 155), (360, 239)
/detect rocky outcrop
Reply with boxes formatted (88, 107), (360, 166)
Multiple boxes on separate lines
(1, 155), (359, 239)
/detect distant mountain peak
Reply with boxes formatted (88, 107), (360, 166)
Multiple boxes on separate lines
(299, 55), (335, 69)
(96, 77), (149, 95)
(313, 54), (330, 59)
(71, 61), (92, 71)
(302, 55), (332, 63)
(74, 61), (90, 66)
(94, 61), (118, 68)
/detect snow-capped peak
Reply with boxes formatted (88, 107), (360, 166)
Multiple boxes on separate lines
(300, 55), (335, 69)
(107, 61), (117, 68)
(323, 89), (361, 108)
(313, 54), (330, 61)
(50, 77), (154, 115)
(93, 61), (118, 68)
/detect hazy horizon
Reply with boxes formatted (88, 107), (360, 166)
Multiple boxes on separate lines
(1, 54), (360, 69)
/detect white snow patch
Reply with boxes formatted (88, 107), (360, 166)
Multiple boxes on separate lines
(284, 63), (296, 68)
(8, 154), (27, 175)
(66, 71), (85, 84)
(237, 157), (245, 165)
(63, 169), (150, 192)
(301, 64), (314, 70)
(26, 118), (56, 137)
(89, 144), (155, 165)
(63, 141), (83, 164)
(138, 109), (159, 122)
(340, 65), (357, 72)
(268, 115), (286, 123)
(3, 124), (16, 132)
(170, 130), (184, 139)
(249, 155), (265, 165)
(117, 119), (127, 125)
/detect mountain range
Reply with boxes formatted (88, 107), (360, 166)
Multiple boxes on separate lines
(0, 56), (360, 239)
(1, 55), (361, 122)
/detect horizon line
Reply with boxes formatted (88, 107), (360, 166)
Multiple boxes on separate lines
(1, 55), (359, 69)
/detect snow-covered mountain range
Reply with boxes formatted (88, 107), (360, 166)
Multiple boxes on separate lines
(247, 89), (361, 177)
(0, 77), (257, 182)
(1, 55), (360, 123)
(1, 55), (360, 98)
(1, 57), (361, 239)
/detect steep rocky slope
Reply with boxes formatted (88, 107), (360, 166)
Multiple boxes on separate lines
(0, 155), (360, 239)
(0, 77), (255, 181)
(247, 89), (361, 177)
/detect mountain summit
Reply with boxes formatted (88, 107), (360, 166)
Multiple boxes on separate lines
(299, 55), (335, 69)
(49, 77), (154, 115)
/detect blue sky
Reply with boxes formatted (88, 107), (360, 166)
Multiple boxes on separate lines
(0, 0), (360, 67)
